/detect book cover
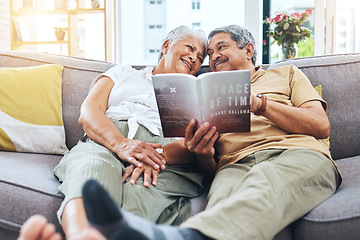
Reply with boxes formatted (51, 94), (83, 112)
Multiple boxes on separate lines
(152, 70), (251, 137)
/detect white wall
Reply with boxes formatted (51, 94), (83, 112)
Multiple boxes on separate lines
(0, 0), (10, 51)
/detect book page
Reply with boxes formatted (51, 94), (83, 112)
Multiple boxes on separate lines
(198, 70), (251, 133)
(153, 74), (202, 137)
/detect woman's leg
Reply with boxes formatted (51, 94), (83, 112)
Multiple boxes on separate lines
(18, 215), (62, 240)
(60, 198), (89, 239)
(18, 213), (106, 240)
(55, 121), (202, 238)
(54, 136), (126, 239)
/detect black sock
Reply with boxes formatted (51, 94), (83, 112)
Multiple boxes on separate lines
(180, 228), (214, 240)
(82, 179), (212, 240)
(82, 179), (122, 225)
(83, 179), (165, 240)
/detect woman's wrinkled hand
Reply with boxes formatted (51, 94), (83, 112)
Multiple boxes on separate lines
(122, 164), (160, 187)
(116, 139), (166, 171)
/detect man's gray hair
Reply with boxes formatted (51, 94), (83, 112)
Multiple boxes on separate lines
(158, 26), (208, 62)
(208, 25), (257, 66)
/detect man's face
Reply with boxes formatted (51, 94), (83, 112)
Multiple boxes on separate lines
(207, 32), (252, 72)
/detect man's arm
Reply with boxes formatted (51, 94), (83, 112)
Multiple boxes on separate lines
(251, 93), (330, 139)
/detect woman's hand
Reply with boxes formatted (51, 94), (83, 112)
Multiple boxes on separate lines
(122, 164), (160, 187)
(116, 139), (166, 171)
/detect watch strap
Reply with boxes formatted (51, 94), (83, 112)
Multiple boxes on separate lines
(254, 94), (267, 115)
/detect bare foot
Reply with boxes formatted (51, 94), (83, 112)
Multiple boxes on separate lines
(18, 215), (62, 240)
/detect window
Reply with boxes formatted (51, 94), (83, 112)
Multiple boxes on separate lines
(192, 22), (201, 30)
(116, 0), (246, 65)
(267, 0), (315, 63)
(192, 0), (200, 10)
(332, 0), (360, 54)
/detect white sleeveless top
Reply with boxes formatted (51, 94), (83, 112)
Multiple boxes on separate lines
(95, 64), (162, 139)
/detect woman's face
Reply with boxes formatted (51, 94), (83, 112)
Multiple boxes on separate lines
(160, 35), (205, 75)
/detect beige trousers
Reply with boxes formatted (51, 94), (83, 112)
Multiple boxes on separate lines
(181, 148), (339, 240)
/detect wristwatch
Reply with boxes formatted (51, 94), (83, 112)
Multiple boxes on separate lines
(254, 94), (267, 115)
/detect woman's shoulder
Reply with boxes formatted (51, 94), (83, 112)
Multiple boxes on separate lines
(108, 64), (137, 74)
(104, 64), (140, 83)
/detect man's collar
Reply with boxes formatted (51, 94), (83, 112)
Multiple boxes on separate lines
(251, 66), (265, 83)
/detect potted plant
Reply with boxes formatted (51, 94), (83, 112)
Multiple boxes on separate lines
(91, 0), (100, 8)
(54, 27), (67, 41)
(263, 9), (312, 59)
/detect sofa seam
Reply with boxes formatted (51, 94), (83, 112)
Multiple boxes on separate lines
(268, 53), (360, 69)
(0, 219), (22, 231)
(297, 60), (360, 69)
(0, 179), (64, 199)
(302, 213), (360, 223)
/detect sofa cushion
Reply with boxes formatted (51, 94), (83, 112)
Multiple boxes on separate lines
(293, 156), (360, 240)
(0, 64), (68, 154)
(0, 151), (64, 236)
(0, 52), (116, 149)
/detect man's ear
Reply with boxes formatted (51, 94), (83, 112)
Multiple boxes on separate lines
(162, 40), (170, 55)
(245, 43), (254, 60)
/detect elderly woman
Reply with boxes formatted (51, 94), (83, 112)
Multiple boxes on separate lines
(52, 26), (213, 240)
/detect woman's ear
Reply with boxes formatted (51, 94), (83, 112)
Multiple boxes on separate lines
(162, 40), (170, 55)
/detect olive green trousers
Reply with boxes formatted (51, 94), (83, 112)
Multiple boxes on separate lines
(54, 121), (203, 225)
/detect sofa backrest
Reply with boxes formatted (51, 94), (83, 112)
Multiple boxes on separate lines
(0, 51), (116, 150)
(269, 54), (360, 160)
(2, 52), (359, 160)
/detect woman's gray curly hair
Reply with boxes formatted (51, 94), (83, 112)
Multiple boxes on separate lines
(158, 26), (208, 62)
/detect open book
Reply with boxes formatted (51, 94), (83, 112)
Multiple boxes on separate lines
(152, 70), (251, 137)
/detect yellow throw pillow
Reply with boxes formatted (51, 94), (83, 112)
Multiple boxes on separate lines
(314, 84), (330, 149)
(0, 64), (69, 154)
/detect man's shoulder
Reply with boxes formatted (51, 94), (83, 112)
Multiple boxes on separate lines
(264, 64), (298, 73)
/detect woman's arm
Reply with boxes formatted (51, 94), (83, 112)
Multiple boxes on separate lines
(78, 76), (165, 170)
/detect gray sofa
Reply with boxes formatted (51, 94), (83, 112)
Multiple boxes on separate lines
(0, 51), (359, 240)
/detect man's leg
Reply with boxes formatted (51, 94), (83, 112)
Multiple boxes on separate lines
(181, 149), (340, 240)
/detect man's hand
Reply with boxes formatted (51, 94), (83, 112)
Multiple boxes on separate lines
(184, 119), (218, 179)
(122, 164), (159, 187)
(184, 119), (218, 159)
(116, 139), (166, 171)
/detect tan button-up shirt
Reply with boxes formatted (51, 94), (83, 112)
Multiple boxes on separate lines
(215, 65), (331, 170)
